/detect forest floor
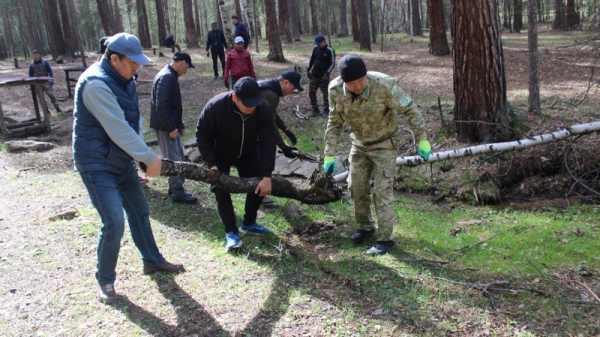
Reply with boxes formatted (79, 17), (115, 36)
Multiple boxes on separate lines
(0, 30), (599, 336)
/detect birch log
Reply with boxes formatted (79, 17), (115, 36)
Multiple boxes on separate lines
(161, 160), (343, 204)
(334, 121), (600, 182)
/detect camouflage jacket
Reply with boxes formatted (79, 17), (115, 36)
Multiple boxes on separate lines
(324, 71), (427, 156)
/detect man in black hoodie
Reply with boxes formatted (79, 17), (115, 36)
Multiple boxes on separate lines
(307, 34), (335, 118)
(196, 77), (275, 250)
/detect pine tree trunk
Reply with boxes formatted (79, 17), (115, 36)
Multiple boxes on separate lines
(68, 0), (87, 67)
(194, 0), (202, 41)
(164, 0), (172, 33)
(217, 0), (234, 49)
(2, 10), (15, 58)
(136, 0), (152, 48)
(278, 0), (292, 42)
(310, 0), (320, 34)
(155, 0), (168, 46)
(339, 0), (349, 36)
(513, 0), (522, 32)
(369, 0), (377, 43)
(44, 0), (67, 57)
(565, 0), (579, 28)
(234, 0), (242, 20)
(427, 0), (449, 56)
(96, 0), (118, 35)
(351, 0), (359, 40)
(503, 0), (510, 29)
(182, 0), (197, 47)
(553, 0), (565, 29)
(58, 0), (74, 57)
(113, 0), (124, 32)
(410, 0), (422, 35)
(452, 0), (510, 143)
(356, 0), (371, 50)
(289, 0), (302, 40)
(528, 0), (541, 114)
(264, 0), (285, 61)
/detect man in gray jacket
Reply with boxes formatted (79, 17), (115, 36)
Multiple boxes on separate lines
(150, 51), (197, 204)
(73, 33), (184, 304)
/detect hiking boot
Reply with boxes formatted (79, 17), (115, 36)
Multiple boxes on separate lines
(261, 196), (276, 206)
(171, 192), (198, 204)
(143, 260), (185, 274)
(311, 109), (320, 117)
(225, 232), (242, 250)
(239, 221), (270, 235)
(323, 109), (329, 118)
(366, 241), (397, 255)
(98, 283), (117, 303)
(350, 229), (375, 243)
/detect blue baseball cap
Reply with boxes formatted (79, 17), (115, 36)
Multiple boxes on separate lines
(314, 35), (325, 44)
(106, 33), (151, 65)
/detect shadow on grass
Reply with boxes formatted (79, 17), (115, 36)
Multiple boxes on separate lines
(115, 273), (230, 337)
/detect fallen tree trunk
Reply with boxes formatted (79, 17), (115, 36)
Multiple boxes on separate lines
(334, 121), (600, 182)
(160, 160), (343, 204)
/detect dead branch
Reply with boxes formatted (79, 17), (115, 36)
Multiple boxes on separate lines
(160, 159), (343, 205)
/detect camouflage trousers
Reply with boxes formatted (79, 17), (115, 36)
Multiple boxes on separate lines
(348, 139), (397, 241)
(308, 76), (329, 111)
(41, 82), (60, 112)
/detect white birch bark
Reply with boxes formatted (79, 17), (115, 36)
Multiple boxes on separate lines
(333, 121), (600, 182)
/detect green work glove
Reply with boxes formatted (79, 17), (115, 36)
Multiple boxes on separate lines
(417, 140), (432, 161)
(324, 156), (337, 174)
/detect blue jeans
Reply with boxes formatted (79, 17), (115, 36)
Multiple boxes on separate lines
(79, 163), (165, 285)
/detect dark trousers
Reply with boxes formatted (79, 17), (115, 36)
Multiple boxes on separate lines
(211, 152), (264, 234)
(211, 47), (226, 77)
(309, 76), (330, 111)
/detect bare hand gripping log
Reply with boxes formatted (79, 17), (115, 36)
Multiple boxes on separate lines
(160, 160), (343, 204)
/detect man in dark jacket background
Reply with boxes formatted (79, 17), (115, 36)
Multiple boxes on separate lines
(307, 34), (335, 118)
(231, 15), (250, 49)
(206, 22), (227, 80)
(196, 77), (275, 250)
(150, 51), (197, 204)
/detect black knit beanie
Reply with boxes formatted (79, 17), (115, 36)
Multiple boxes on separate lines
(338, 54), (367, 82)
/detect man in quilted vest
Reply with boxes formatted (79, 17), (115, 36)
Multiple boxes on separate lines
(72, 33), (184, 304)
(28, 50), (62, 113)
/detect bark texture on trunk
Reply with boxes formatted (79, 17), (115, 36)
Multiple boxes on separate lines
(452, 0), (510, 143)
(96, 0), (117, 35)
(356, 0), (371, 50)
(161, 160), (343, 204)
(528, 0), (541, 114)
(427, 0), (449, 56)
(339, 0), (349, 35)
(183, 0), (198, 47)
(264, 0), (285, 61)
(155, 0), (168, 46)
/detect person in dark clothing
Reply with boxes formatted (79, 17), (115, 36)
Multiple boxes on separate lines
(307, 34), (335, 118)
(150, 51), (197, 205)
(164, 33), (181, 51)
(231, 15), (250, 49)
(98, 36), (110, 61)
(206, 22), (227, 80)
(258, 70), (304, 206)
(195, 77), (275, 250)
(29, 50), (61, 113)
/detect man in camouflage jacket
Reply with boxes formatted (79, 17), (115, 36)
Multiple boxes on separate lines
(324, 54), (432, 255)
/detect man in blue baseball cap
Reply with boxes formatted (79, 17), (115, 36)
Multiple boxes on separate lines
(73, 32), (184, 304)
(307, 34), (335, 118)
(196, 77), (276, 251)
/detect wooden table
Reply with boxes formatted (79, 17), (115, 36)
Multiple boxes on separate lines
(0, 77), (53, 138)
(63, 66), (87, 98)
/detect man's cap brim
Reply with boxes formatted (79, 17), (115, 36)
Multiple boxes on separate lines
(128, 54), (151, 65)
(240, 96), (263, 107)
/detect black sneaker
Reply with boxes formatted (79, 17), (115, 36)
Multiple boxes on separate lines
(171, 192), (198, 204)
(366, 241), (397, 255)
(98, 283), (117, 303)
(311, 109), (320, 117)
(350, 229), (375, 243)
